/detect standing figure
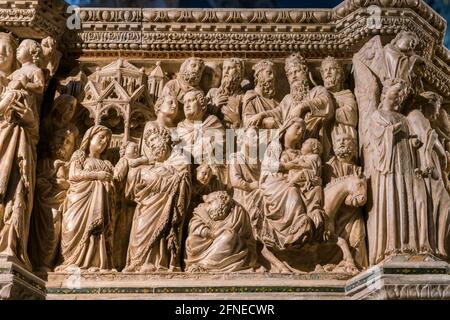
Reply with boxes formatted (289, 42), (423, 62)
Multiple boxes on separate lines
(368, 80), (429, 265)
(320, 57), (358, 139)
(29, 94), (79, 272)
(56, 125), (115, 272)
(0, 39), (45, 270)
(124, 126), (190, 272)
(207, 58), (245, 128)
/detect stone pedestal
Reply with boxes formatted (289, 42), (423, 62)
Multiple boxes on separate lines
(0, 256), (46, 300)
(45, 255), (450, 300)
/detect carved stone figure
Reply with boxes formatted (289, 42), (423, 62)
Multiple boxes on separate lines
(56, 125), (115, 272)
(161, 57), (205, 107)
(0, 39), (45, 270)
(250, 117), (325, 272)
(185, 191), (257, 272)
(246, 54), (335, 157)
(242, 59), (279, 129)
(40, 36), (62, 79)
(367, 80), (431, 265)
(0, 33), (17, 91)
(322, 131), (367, 269)
(229, 128), (261, 215)
(176, 90), (225, 164)
(207, 58), (245, 129)
(124, 126), (190, 272)
(29, 94), (79, 272)
(320, 57), (358, 139)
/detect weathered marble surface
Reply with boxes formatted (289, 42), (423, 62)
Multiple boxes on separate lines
(0, 0), (449, 300)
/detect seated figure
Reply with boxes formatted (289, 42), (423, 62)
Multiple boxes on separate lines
(185, 191), (257, 272)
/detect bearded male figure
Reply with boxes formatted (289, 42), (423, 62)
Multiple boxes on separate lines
(242, 59), (279, 129)
(320, 57), (358, 139)
(207, 58), (245, 128)
(246, 53), (334, 157)
(322, 130), (367, 269)
(162, 57), (205, 107)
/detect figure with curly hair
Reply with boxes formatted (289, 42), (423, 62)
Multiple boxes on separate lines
(0, 38), (46, 270)
(123, 126), (191, 272)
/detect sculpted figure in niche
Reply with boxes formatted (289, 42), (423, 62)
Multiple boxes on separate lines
(0, 33), (17, 91)
(320, 57), (358, 139)
(322, 130), (367, 269)
(246, 54), (334, 157)
(207, 58), (245, 129)
(249, 117), (326, 272)
(0, 39), (45, 269)
(56, 125), (115, 272)
(29, 94), (79, 271)
(242, 59), (279, 129)
(162, 57), (205, 107)
(124, 127), (190, 272)
(368, 80), (432, 265)
(185, 191), (257, 272)
(176, 90), (225, 164)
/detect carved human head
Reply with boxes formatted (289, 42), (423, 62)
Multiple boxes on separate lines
(51, 94), (77, 126)
(253, 59), (275, 98)
(180, 57), (205, 85)
(78, 125), (112, 159)
(301, 138), (322, 156)
(418, 91), (443, 122)
(220, 58), (244, 93)
(196, 163), (213, 185)
(183, 90), (207, 121)
(381, 79), (411, 112)
(50, 128), (77, 161)
(155, 94), (178, 120)
(332, 130), (357, 161)
(0, 32), (17, 74)
(125, 141), (139, 159)
(391, 31), (419, 53)
(41, 36), (56, 58)
(202, 191), (234, 221)
(144, 126), (172, 162)
(281, 117), (306, 148)
(320, 57), (345, 92)
(285, 53), (309, 90)
(16, 39), (42, 65)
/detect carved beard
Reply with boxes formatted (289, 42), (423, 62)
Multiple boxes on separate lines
(181, 70), (201, 86)
(290, 81), (309, 103)
(51, 145), (70, 161)
(335, 145), (355, 160)
(208, 200), (232, 221)
(258, 78), (275, 98)
(219, 74), (240, 96)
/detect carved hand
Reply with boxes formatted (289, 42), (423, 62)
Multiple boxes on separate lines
(245, 114), (264, 127)
(11, 100), (35, 126)
(97, 171), (113, 182)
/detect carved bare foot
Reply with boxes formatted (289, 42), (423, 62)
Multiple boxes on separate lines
(87, 267), (100, 273)
(336, 260), (359, 275)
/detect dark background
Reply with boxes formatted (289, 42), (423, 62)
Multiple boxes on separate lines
(66, 0), (450, 47)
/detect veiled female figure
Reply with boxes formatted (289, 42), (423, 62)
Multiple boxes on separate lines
(123, 126), (191, 272)
(56, 125), (115, 272)
(368, 80), (429, 265)
(248, 117), (325, 272)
